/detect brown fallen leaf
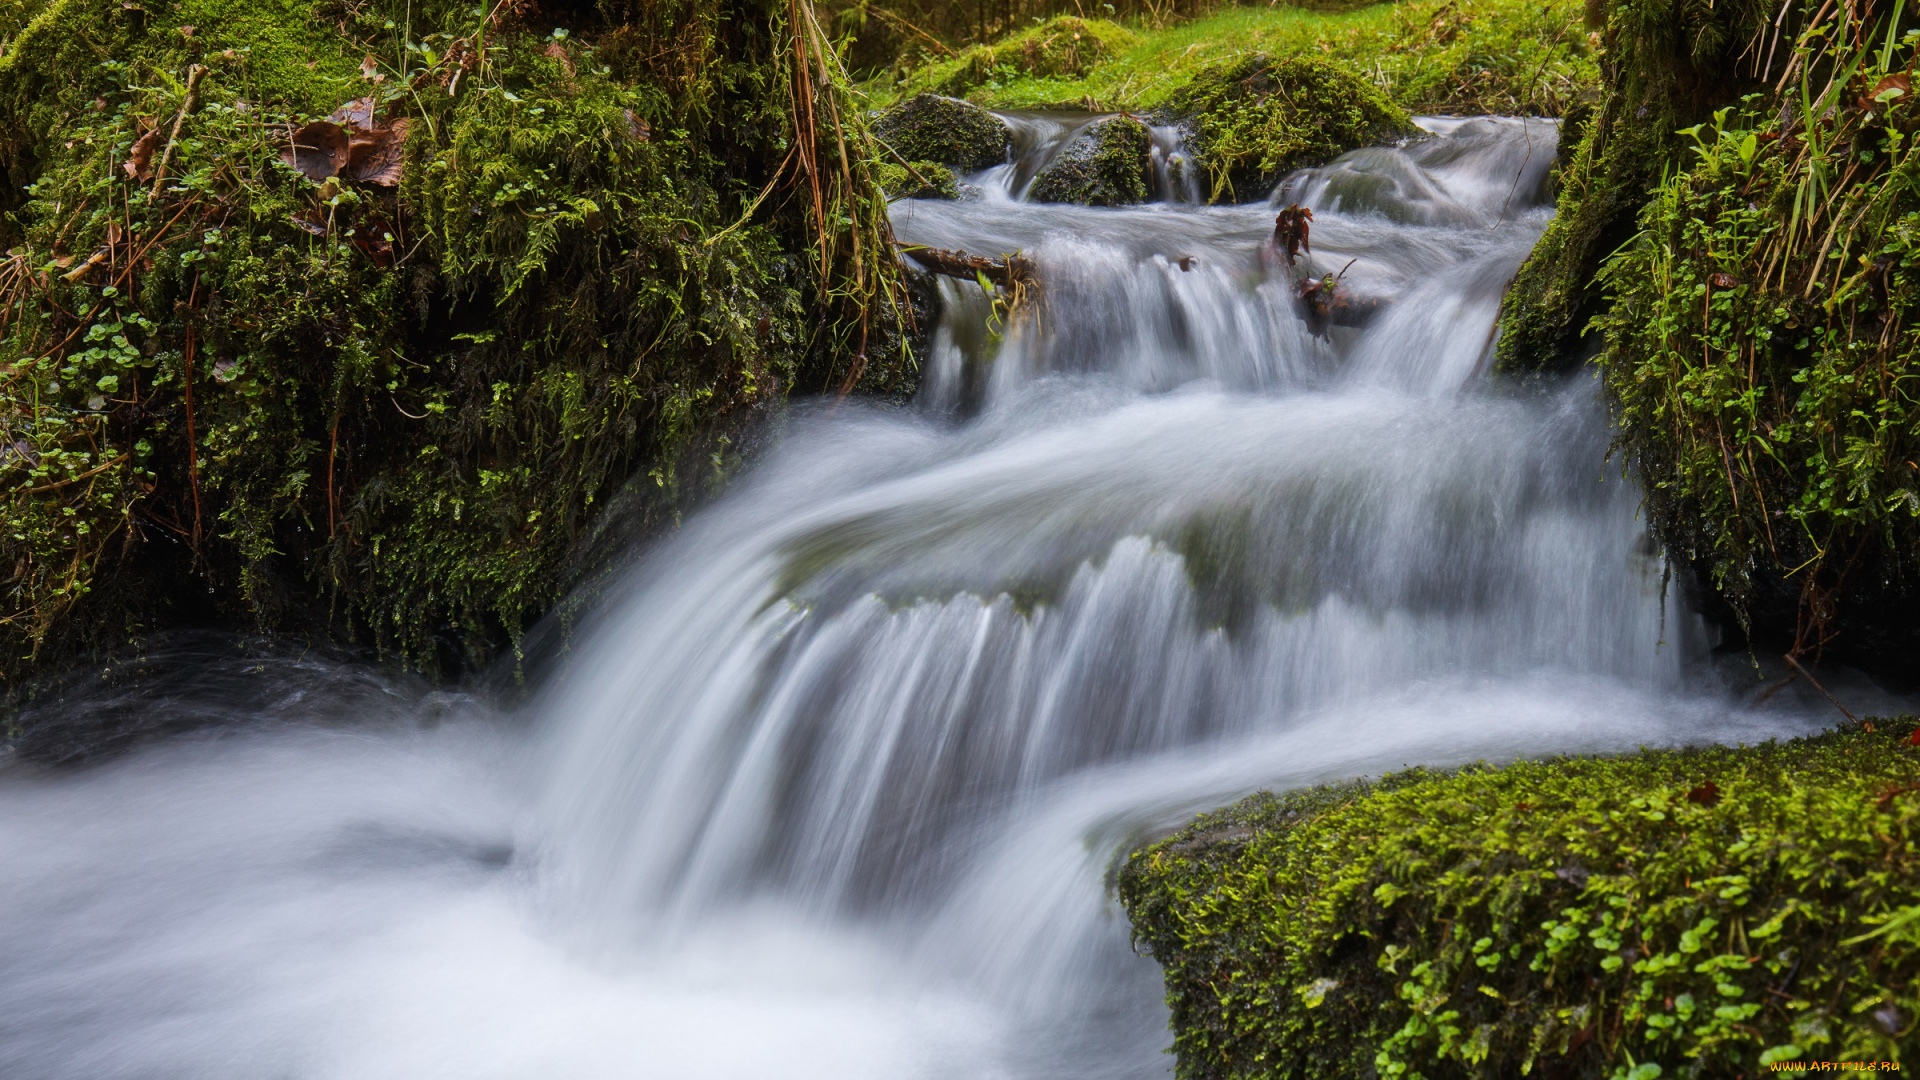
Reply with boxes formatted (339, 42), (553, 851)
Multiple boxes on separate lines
(1863, 72), (1911, 110)
(345, 118), (410, 186)
(329, 97), (376, 133)
(543, 41), (577, 78)
(359, 55), (387, 83)
(351, 214), (397, 266)
(283, 120), (350, 182)
(623, 108), (650, 142)
(1685, 780), (1721, 806)
(290, 208), (328, 235)
(1710, 272), (1737, 288)
(1273, 204), (1312, 266)
(122, 127), (162, 182)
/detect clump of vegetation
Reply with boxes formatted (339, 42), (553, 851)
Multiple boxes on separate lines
(1494, 0), (1774, 379)
(1120, 721), (1920, 1079)
(1175, 54), (1412, 202)
(870, 0), (1597, 122)
(0, 0), (913, 679)
(872, 91), (1012, 169)
(1029, 114), (1151, 204)
(1497, 0), (1920, 669)
(876, 158), (960, 198)
(892, 15), (1141, 99)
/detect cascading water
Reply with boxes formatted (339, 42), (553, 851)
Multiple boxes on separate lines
(0, 116), (1884, 1080)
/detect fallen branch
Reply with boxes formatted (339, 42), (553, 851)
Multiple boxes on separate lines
(150, 64), (208, 199)
(1296, 262), (1385, 335)
(1783, 651), (1858, 723)
(898, 244), (1038, 290)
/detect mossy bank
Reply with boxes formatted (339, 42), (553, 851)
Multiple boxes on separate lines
(1120, 721), (1920, 1079)
(1496, 0), (1920, 673)
(0, 0), (914, 681)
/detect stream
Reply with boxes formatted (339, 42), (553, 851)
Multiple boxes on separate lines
(0, 115), (1895, 1079)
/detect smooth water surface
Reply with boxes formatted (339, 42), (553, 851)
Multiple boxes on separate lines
(0, 117), (1881, 1080)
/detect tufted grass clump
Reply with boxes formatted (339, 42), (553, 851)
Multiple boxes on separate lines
(1120, 720), (1920, 1079)
(0, 0), (912, 680)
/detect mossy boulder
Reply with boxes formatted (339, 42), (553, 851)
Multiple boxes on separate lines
(898, 16), (1141, 100)
(0, 0), (912, 680)
(873, 93), (1011, 172)
(1028, 115), (1151, 206)
(1175, 55), (1416, 204)
(1492, 0), (1920, 676)
(1120, 721), (1920, 1079)
(876, 159), (960, 199)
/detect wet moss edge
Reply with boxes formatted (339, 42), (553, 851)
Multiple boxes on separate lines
(1118, 720), (1920, 1079)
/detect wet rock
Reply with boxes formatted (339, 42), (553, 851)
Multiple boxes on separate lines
(876, 159), (960, 200)
(1176, 56), (1416, 203)
(873, 94), (1012, 172)
(1028, 115), (1151, 206)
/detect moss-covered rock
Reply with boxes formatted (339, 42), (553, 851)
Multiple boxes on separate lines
(1028, 115), (1151, 206)
(872, 92), (1011, 171)
(1494, 0), (1772, 377)
(0, 0), (912, 680)
(1492, 0), (1920, 674)
(1174, 55), (1416, 204)
(896, 15), (1141, 100)
(876, 158), (960, 199)
(1120, 721), (1920, 1079)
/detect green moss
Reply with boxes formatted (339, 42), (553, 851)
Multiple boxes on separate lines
(896, 15), (1140, 100)
(1175, 54), (1413, 203)
(871, 0), (1598, 122)
(1120, 721), (1920, 1079)
(876, 158), (959, 199)
(1494, 0), (1773, 376)
(872, 91), (1011, 170)
(1494, 0), (1920, 668)
(1029, 114), (1150, 205)
(0, 0), (912, 679)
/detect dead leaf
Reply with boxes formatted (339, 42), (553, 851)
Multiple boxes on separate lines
(1685, 781), (1721, 806)
(1710, 272), (1737, 288)
(359, 55), (386, 83)
(282, 121), (350, 182)
(544, 41), (577, 78)
(351, 214), (397, 266)
(1273, 204), (1313, 266)
(122, 128), (162, 182)
(329, 97), (376, 133)
(1864, 72), (1911, 110)
(290, 208), (328, 235)
(178, 23), (194, 38)
(344, 118), (410, 186)
(623, 108), (650, 142)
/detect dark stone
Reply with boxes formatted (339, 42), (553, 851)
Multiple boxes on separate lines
(1028, 115), (1151, 206)
(873, 93), (1012, 172)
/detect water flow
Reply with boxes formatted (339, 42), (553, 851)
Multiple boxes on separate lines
(0, 117), (1862, 1080)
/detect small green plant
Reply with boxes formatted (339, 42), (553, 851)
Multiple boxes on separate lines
(1120, 721), (1920, 1079)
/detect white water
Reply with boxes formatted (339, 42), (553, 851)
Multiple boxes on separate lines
(0, 117), (1882, 1079)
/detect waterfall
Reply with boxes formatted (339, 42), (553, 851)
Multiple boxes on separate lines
(0, 117), (1860, 1080)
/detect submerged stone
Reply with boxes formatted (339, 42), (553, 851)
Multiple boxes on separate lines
(873, 93), (1013, 172)
(1028, 115), (1151, 206)
(1176, 56), (1415, 203)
